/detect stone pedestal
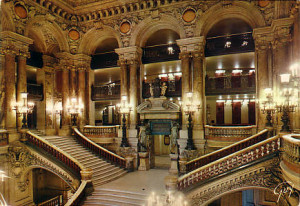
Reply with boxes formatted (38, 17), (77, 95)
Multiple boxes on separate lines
(169, 154), (179, 175)
(164, 175), (178, 191)
(58, 126), (71, 137)
(125, 156), (134, 172)
(138, 152), (150, 171)
(179, 155), (187, 174)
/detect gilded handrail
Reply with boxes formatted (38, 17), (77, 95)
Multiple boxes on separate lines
(178, 135), (280, 190)
(186, 129), (268, 172)
(65, 180), (87, 206)
(73, 128), (126, 168)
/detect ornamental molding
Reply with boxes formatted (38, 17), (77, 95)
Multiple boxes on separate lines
(186, 157), (285, 206)
(7, 141), (77, 192)
(0, 31), (33, 56)
(176, 36), (205, 53)
(56, 52), (91, 70)
(115, 46), (142, 63)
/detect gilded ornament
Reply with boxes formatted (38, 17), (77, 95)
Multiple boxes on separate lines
(182, 9), (196, 23)
(258, 0), (270, 8)
(14, 4), (27, 19)
(120, 21), (131, 34)
(68, 29), (80, 40)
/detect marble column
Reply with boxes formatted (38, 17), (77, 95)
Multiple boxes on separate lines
(61, 68), (70, 130)
(78, 68), (86, 127)
(129, 60), (139, 129)
(16, 54), (28, 130)
(192, 49), (205, 140)
(253, 27), (273, 131)
(85, 67), (95, 125)
(4, 50), (17, 131)
(69, 68), (77, 97)
(119, 60), (128, 98)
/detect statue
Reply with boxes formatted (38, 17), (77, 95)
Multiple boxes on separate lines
(149, 83), (154, 97)
(160, 82), (167, 96)
(138, 124), (149, 152)
(170, 123), (179, 154)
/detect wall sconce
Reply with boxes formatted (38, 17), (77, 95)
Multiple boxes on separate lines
(12, 92), (35, 129)
(280, 74), (291, 84)
(67, 97), (84, 127)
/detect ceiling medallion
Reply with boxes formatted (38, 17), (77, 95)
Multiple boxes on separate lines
(68, 29), (80, 40)
(14, 3), (27, 19)
(182, 9), (196, 23)
(120, 21), (131, 34)
(258, 0), (270, 7)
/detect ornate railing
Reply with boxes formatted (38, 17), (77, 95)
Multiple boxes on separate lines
(186, 129), (268, 173)
(26, 131), (89, 205)
(83, 125), (119, 138)
(73, 128), (126, 168)
(91, 84), (120, 101)
(282, 134), (300, 164)
(205, 74), (255, 95)
(0, 130), (9, 146)
(205, 125), (256, 141)
(178, 134), (280, 191)
(38, 195), (63, 206)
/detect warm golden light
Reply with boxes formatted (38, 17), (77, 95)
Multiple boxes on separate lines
(280, 74), (291, 83)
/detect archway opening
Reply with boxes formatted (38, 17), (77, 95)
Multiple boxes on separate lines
(32, 168), (70, 205)
(204, 18), (256, 152)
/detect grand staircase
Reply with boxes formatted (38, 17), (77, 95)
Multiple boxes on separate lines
(83, 188), (147, 206)
(40, 135), (127, 187)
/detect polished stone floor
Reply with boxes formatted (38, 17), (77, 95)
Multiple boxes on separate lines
(100, 169), (169, 195)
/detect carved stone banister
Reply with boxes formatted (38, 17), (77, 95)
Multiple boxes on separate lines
(186, 129), (268, 173)
(178, 134), (280, 191)
(280, 134), (300, 190)
(65, 180), (88, 206)
(73, 128), (127, 169)
(83, 125), (119, 137)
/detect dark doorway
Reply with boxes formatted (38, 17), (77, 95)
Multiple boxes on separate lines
(232, 102), (241, 124)
(27, 105), (37, 129)
(216, 102), (225, 125)
(248, 102), (256, 125)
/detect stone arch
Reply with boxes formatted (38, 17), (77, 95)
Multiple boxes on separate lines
(130, 14), (186, 47)
(24, 15), (69, 54)
(20, 165), (77, 191)
(1, 2), (16, 32)
(78, 27), (122, 55)
(197, 1), (266, 37)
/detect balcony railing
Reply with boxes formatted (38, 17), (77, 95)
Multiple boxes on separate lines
(205, 74), (255, 95)
(92, 84), (120, 101)
(83, 125), (119, 138)
(27, 83), (44, 101)
(185, 129), (269, 173)
(38, 195), (63, 206)
(142, 43), (180, 64)
(0, 130), (9, 146)
(142, 79), (182, 99)
(178, 132), (279, 191)
(205, 125), (256, 141)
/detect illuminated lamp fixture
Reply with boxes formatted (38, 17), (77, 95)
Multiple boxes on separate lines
(224, 41), (231, 48)
(241, 41), (248, 46)
(280, 74), (291, 84)
(184, 92), (200, 150)
(117, 95), (132, 147)
(261, 88), (275, 127)
(215, 70), (225, 74)
(232, 69), (243, 74)
(12, 92), (35, 129)
(67, 97), (84, 126)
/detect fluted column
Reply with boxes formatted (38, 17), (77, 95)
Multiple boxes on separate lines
(69, 68), (77, 97)
(253, 27), (273, 131)
(119, 60), (128, 98)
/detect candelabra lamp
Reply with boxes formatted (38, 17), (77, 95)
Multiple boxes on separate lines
(276, 74), (298, 133)
(184, 92), (200, 150)
(261, 88), (275, 127)
(55, 102), (63, 129)
(117, 95), (132, 147)
(12, 92), (35, 129)
(67, 97), (84, 127)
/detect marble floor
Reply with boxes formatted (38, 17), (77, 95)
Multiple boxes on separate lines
(99, 169), (169, 195)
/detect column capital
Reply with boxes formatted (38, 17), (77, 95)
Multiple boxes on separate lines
(253, 27), (273, 51)
(115, 46), (142, 64)
(176, 36), (205, 53)
(0, 31), (33, 57)
(271, 18), (294, 48)
(55, 52), (91, 71)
